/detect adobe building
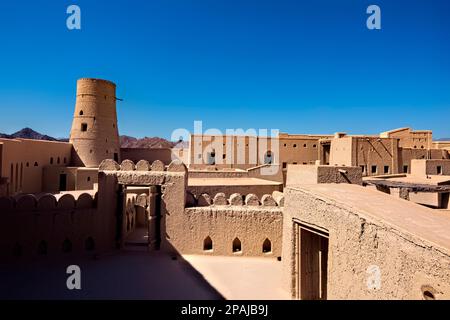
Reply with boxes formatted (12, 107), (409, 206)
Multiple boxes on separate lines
(1, 77), (450, 300)
(282, 166), (450, 300)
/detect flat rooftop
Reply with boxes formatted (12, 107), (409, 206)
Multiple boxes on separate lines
(188, 177), (282, 186)
(367, 175), (450, 185)
(289, 184), (450, 253)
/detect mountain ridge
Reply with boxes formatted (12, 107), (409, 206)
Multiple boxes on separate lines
(0, 128), (179, 148)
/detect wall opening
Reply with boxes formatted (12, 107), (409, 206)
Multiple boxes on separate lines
(294, 222), (329, 300)
(79, 110), (84, 115)
(207, 150), (216, 165)
(203, 236), (213, 251)
(421, 285), (436, 300)
(437, 166), (443, 175)
(85, 237), (95, 251)
(262, 238), (272, 253)
(264, 151), (273, 164)
(81, 123), (88, 132)
(232, 237), (242, 253)
(403, 165), (408, 173)
(371, 165), (377, 174)
(38, 241), (48, 255)
(59, 174), (67, 192)
(384, 165), (390, 174)
(62, 239), (72, 253)
(114, 153), (119, 162)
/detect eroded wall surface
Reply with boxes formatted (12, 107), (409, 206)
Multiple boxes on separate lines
(282, 185), (450, 300)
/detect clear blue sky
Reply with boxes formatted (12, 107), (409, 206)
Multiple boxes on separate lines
(0, 0), (449, 139)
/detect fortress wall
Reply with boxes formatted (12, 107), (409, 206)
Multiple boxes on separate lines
(182, 206), (282, 257)
(282, 186), (450, 300)
(286, 165), (362, 187)
(0, 138), (72, 195)
(187, 184), (282, 199)
(180, 192), (283, 257)
(411, 159), (450, 176)
(0, 192), (114, 262)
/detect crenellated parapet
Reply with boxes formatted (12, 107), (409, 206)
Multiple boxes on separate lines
(186, 191), (284, 208)
(0, 192), (97, 213)
(99, 159), (187, 173)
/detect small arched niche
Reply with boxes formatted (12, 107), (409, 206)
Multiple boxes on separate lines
(262, 238), (272, 253)
(203, 236), (213, 251)
(232, 237), (242, 253)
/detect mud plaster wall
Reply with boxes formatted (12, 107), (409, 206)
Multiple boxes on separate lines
(286, 165), (362, 186)
(282, 186), (450, 300)
(182, 206), (282, 257)
(411, 159), (450, 176)
(0, 192), (116, 263)
(188, 184), (282, 199)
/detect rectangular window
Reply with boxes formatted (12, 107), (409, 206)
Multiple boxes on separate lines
(371, 165), (377, 174)
(437, 166), (443, 175)
(282, 162), (287, 169)
(384, 166), (390, 174)
(81, 123), (88, 132)
(403, 165), (408, 173)
(360, 165), (366, 174)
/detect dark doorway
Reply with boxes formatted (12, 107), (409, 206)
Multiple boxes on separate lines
(322, 143), (331, 165)
(59, 174), (67, 191)
(295, 222), (329, 300)
(114, 153), (119, 162)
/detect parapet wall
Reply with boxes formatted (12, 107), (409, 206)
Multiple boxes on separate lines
(411, 159), (450, 176)
(180, 191), (283, 257)
(286, 165), (362, 186)
(188, 164), (283, 183)
(0, 192), (112, 262)
(282, 185), (450, 299)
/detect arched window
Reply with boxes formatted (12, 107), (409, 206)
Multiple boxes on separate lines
(38, 240), (48, 255)
(50, 157), (54, 165)
(207, 149), (216, 165)
(262, 238), (272, 253)
(264, 151), (273, 164)
(62, 239), (72, 253)
(85, 237), (95, 251)
(79, 110), (84, 116)
(232, 238), (242, 253)
(203, 236), (213, 251)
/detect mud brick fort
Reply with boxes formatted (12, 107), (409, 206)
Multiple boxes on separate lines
(1, 78), (449, 300)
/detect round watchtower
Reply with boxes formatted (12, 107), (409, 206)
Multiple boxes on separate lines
(69, 78), (121, 167)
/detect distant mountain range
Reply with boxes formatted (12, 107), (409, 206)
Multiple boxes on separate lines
(1, 127), (448, 147)
(0, 127), (67, 142)
(0, 127), (183, 148)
